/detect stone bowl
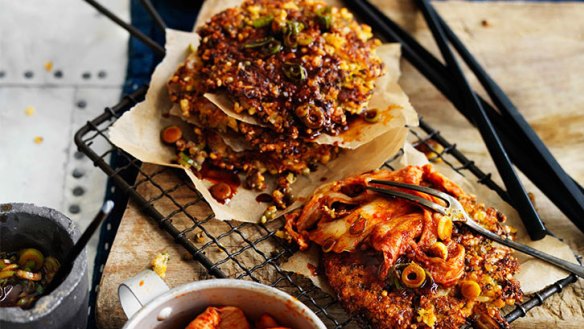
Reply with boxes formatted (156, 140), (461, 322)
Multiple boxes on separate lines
(0, 203), (88, 329)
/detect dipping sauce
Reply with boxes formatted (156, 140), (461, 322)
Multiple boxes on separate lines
(0, 248), (60, 309)
(255, 193), (273, 203)
(209, 182), (234, 204)
(199, 163), (241, 204)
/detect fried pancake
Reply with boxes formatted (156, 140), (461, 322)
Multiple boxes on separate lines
(323, 251), (417, 328)
(287, 165), (523, 328)
(166, 0), (387, 208)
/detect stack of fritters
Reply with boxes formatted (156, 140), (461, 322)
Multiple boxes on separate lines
(166, 0), (385, 208)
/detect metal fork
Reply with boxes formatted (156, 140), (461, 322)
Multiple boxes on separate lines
(367, 180), (584, 278)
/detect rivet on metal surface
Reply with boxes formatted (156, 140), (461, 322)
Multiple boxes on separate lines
(72, 168), (85, 178)
(24, 71), (34, 79)
(77, 100), (87, 109)
(69, 204), (81, 214)
(74, 151), (85, 160)
(73, 186), (85, 196)
(82, 72), (91, 80)
(98, 70), (107, 79)
(0, 71), (5, 78)
(54, 70), (63, 78)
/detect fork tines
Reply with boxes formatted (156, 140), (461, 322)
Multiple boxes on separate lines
(366, 180), (449, 215)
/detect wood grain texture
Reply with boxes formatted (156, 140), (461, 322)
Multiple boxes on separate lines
(96, 1), (584, 328)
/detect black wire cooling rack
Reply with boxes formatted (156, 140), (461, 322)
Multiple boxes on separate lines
(74, 87), (578, 328)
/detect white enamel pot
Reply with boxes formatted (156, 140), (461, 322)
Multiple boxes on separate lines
(119, 270), (326, 329)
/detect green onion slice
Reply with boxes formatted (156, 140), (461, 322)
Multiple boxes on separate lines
(285, 21), (304, 35)
(244, 36), (275, 49)
(178, 152), (195, 168)
(283, 62), (307, 82)
(252, 15), (273, 28)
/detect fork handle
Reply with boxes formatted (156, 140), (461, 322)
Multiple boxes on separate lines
(465, 221), (584, 278)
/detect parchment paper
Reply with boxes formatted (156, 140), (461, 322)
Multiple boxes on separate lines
(282, 143), (579, 295)
(204, 93), (268, 127)
(169, 104), (251, 152)
(109, 30), (195, 168)
(109, 0), (417, 223)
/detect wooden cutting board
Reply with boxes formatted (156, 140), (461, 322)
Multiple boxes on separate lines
(96, 1), (584, 328)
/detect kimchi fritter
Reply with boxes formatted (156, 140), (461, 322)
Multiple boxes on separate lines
(166, 0), (386, 209)
(285, 165), (523, 328)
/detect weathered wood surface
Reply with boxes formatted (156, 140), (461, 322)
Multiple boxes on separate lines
(96, 1), (584, 328)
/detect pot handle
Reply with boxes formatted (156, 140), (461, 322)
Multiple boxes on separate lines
(118, 270), (170, 319)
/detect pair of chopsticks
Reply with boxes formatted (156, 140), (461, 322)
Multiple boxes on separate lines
(415, 0), (544, 240)
(347, 1), (584, 223)
(344, 0), (584, 240)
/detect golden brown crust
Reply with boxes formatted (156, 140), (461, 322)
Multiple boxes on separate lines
(196, 0), (383, 137)
(165, 0), (387, 208)
(323, 252), (416, 329)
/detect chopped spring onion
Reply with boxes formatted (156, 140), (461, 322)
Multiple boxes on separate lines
(318, 14), (331, 31)
(316, 7), (333, 31)
(244, 36), (274, 49)
(285, 21), (304, 35)
(178, 152), (195, 168)
(283, 63), (307, 82)
(244, 37), (282, 55)
(297, 34), (314, 46)
(266, 39), (283, 54)
(252, 15), (273, 28)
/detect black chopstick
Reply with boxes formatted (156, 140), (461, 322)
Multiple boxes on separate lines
(138, 0), (167, 32)
(84, 0), (165, 56)
(415, 0), (547, 240)
(46, 201), (115, 293)
(433, 10), (584, 225)
(344, 0), (584, 234)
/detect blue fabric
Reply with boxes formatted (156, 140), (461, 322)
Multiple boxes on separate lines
(88, 1), (201, 328)
(123, 0), (203, 94)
